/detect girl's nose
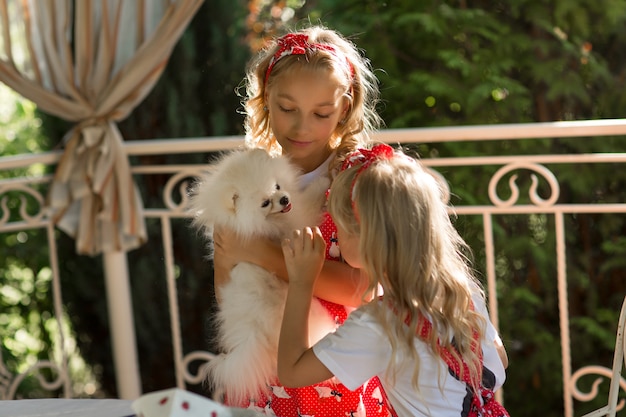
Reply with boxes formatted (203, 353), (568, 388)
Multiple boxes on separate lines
(292, 114), (311, 134)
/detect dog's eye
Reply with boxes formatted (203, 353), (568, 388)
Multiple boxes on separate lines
(275, 184), (280, 190)
(261, 199), (270, 208)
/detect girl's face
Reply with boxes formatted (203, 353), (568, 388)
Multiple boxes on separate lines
(335, 221), (361, 268)
(266, 68), (348, 173)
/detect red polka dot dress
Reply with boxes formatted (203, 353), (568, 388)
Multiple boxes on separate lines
(263, 211), (392, 417)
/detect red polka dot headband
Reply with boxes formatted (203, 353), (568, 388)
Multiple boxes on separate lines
(264, 33), (354, 86)
(341, 143), (395, 222)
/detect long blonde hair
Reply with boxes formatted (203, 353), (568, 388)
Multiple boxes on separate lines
(241, 24), (383, 175)
(327, 149), (486, 391)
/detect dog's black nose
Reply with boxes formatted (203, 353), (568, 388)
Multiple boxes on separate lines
(280, 196), (290, 206)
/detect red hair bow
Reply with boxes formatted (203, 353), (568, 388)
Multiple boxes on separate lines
(264, 33), (336, 84)
(341, 144), (395, 222)
(341, 143), (395, 172)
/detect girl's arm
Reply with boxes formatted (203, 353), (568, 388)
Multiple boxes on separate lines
(277, 227), (335, 387)
(213, 226), (370, 306)
(494, 334), (509, 369)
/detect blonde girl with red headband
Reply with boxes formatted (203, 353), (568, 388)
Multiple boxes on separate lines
(278, 145), (510, 417)
(212, 25), (392, 416)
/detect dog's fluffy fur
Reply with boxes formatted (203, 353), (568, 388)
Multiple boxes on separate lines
(189, 148), (336, 405)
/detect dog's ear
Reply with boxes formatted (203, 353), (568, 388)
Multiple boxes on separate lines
(231, 193), (239, 214)
(221, 186), (238, 214)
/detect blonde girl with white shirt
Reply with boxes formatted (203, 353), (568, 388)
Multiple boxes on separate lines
(279, 145), (510, 417)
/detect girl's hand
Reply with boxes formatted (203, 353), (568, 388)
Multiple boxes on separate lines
(212, 225), (241, 271)
(212, 225), (282, 301)
(214, 225), (365, 307)
(281, 227), (326, 287)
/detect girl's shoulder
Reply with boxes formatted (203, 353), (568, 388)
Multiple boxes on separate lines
(336, 306), (390, 340)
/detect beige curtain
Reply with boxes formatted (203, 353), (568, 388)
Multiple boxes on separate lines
(0, 0), (204, 255)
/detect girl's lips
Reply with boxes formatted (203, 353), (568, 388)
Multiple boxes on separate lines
(287, 138), (312, 147)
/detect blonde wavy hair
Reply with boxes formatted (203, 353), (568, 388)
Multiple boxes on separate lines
(241, 24), (383, 175)
(327, 150), (487, 392)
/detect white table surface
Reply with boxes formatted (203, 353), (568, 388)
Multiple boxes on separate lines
(0, 398), (134, 417)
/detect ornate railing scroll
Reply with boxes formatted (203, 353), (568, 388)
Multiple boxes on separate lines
(571, 294), (626, 417)
(488, 162), (560, 208)
(571, 366), (626, 414)
(0, 180), (49, 231)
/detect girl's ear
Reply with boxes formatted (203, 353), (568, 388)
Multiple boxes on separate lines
(342, 96), (352, 116)
(340, 106), (350, 123)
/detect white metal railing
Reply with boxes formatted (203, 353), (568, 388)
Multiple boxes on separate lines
(1, 119), (626, 416)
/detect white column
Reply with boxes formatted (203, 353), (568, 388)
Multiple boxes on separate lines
(103, 251), (142, 399)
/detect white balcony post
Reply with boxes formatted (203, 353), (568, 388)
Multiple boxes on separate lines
(103, 251), (142, 399)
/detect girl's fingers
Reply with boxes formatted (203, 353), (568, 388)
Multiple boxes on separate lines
(287, 227), (325, 253)
(290, 229), (302, 252)
(281, 237), (294, 257)
(303, 227), (314, 249)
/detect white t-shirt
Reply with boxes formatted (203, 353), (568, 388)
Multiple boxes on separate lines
(313, 295), (506, 417)
(298, 152), (333, 189)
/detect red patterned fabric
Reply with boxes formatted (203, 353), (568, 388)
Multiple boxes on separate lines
(266, 210), (391, 417)
(340, 143), (395, 172)
(226, 209), (391, 416)
(265, 33), (338, 85)
(414, 312), (510, 417)
(340, 144), (395, 222)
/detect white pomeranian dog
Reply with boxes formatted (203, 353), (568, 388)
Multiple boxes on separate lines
(188, 148), (337, 406)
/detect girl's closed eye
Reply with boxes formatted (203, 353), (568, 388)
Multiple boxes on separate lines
(279, 106), (295, 113)
(315, 113), (331, 119)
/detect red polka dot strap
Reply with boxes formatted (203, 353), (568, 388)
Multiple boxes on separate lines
(414, 312), (510, 417)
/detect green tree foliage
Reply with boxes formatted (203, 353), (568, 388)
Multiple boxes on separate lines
(307, 0), (626, 125)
